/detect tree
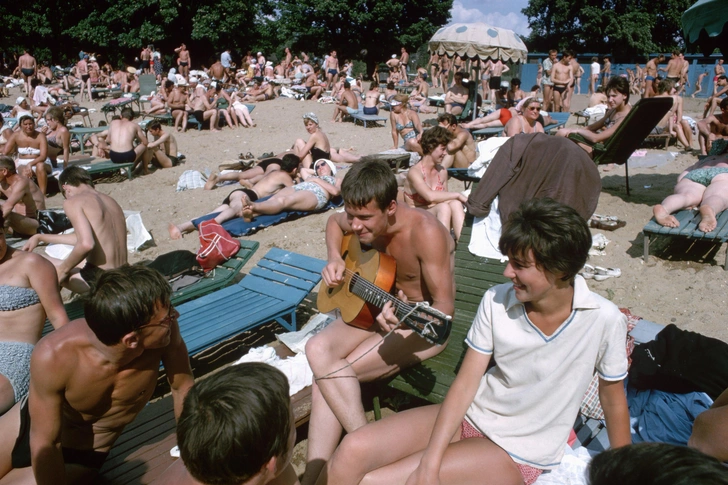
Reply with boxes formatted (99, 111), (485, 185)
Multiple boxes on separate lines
(274, 0), (452, 76)
(522, 0), (694, 60)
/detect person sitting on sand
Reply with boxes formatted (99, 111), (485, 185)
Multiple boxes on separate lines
(653, 79), (693, 151)
(304, 66), (325, 100)
(0, 156), (45, 237)
(556, 76), (632, 170)
(697, 97), (728, 156)
(320, 198), (630, 485)
(0, 209), (68, 417)
(189, 80), (219, 132)
(241, 159), (341, 222)
(287, 112), (360, 168)
(153, 363), (298, 485)
(504, 97), (546, 137)
(228, 90), (256, 128)
(142, 120), (180, 173)
(390, 94), (423, 155)
(653, 153), (728, 233)
(403, 127), (467, 241)
(409, 75), (434, 113)
(23, 166), (128, 293)
(332, 81), (359, 122)
(437, 113), (476, 169)
(242, 78), (275, 103)
(169, 157), (300, 239)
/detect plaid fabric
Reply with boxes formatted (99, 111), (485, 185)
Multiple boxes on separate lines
(579, 308), (639, 420)
(176, 170), (206, 192)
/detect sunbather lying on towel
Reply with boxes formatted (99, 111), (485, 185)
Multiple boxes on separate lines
(204, 153), (300, 191)
(653, 153), (728, 233)
(242, 159), (341, 222)
(169, 156), (300, 239)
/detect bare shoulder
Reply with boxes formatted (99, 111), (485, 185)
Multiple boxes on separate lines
(34, 320), (86, 369)
(400, 205), (451, 250)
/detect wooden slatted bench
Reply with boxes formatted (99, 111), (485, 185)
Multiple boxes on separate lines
(643, 208), (728, 270)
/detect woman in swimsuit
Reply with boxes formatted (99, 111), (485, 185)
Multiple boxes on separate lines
(0, 212), (68, 415)
(390, 94), (423, 155)
(228, 91), (256, 128)
(42, 107), (71, 169)
(403, 126), (467, 241)
(504, 97), (546, 137)
(3, 115), (49, 194)
(291, 112), (360, 168)
(557, 76), (632, 170)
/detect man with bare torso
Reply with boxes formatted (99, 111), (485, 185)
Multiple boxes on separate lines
(332, 81), (359, 122)
(167, 82), (189, 132)
(602, 57), (611, 86)
(437, 113), (476, 169)
(189, 81), (219, 132)
(299, 160), (455, 485)
(140, 46), (151, 74)
(18, 50), (36, 95)
(0, 264), (194, 485)
(23, 166), (128, 293)
(142, 120), (179, 172)
(551, 52), (574, 112)
(399, 47), (410, 81)
(169, 155), (300, 240)
(304, 67), (324, 100)
(665, 51), (683, 88)
(698, 96), (728, 155)
(175, 44), (191, 79)
(324, 51), (339, 89)
(209, 60), (225, 82)
(487, 59), (510, 104)
(704, 75), (728, 118)
(106, 107), (148, 171)
(644, 55), (665, 98)
(0, 156), (45, 237)
(444, 71), (469, 116)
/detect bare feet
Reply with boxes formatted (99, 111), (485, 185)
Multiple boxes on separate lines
(168, 223), (183, 240)
(699, 205), (718, 232)
(204, 172), (219, 191)
(241, 195), (255, 222)
(653, 204), (680, 228)
(601, 163), (615, 172)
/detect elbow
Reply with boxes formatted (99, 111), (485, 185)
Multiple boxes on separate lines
(75, 240), (94, 255)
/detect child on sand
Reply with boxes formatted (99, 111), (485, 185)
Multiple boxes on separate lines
(317, 198), (631, 485)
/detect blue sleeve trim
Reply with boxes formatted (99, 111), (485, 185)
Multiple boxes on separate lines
(465, 338), (493, 354)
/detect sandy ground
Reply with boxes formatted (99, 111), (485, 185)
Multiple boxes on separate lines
(11, 83), (728, 476)
(31, 87), (721, 341)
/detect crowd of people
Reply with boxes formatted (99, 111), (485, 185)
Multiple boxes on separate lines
(2, 41), (728, 485)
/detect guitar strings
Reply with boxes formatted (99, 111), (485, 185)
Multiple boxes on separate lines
(342, 268), (414, 316)
(314, 303), (425, 382)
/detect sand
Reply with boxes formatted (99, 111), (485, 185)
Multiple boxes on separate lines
(21, 85), (727, 346)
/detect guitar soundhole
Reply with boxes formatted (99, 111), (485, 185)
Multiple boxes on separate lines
(327, 287), (334, 295)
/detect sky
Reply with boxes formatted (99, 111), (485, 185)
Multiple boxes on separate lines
(448, 0), (531, 36)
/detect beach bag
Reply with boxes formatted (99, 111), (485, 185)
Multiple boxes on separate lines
(37, 209), (72, 234)
(195, 219), (240, 273)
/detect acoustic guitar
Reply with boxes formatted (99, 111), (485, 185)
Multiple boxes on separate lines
(317, 234), (451, 345)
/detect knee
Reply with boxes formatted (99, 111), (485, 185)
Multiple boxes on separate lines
(305, 333), (332, 368)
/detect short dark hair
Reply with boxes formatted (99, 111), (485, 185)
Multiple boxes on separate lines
(437, 113), (458, 126)
(164, 80), (174, 90)
(721, 97), (728, 110)
(606, 76), (630, 97)
(420, 126), (454, 155)
(280, 154), (300, 173)
(656, 79), (674, 95)
(454, 71), (464, 80)
(147, 120), (162, 131)
(387, 82), (395, 89)
(341, 160), (397, 211)
(84, 265), (172, 345)
(0, 155), (16, 174)
(121, 107), (134, 120)
(31, 78), (40, 88)
(719, 75), (727, 82)
(510, 78), (521, 87)
(59, 166), (94, 188)
(344, 81), (350, 89)
(588, 443), (728, 485)
(499, 198), (590, 282)
(177, 363), (292, 485)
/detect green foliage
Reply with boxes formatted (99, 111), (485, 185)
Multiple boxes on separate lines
(274, 0), (452, 74)
(522, 0), (695, 60)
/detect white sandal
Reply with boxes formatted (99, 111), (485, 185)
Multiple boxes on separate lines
(580, 264), (596, 279)
(594, 266), (621, 281)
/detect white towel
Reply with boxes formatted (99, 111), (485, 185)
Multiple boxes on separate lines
(233, 346), (314, 396)
(468, 196), (506, 261)
(468, 137), (510, 178)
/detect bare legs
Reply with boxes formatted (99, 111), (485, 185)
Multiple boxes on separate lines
(653, 175), (728, 232)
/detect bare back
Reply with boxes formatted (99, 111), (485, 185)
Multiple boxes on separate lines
(65, 189), (127, 270)
(342, 90), (359, 109)
(108, 119), (143, 152)
(251, 170), (294, 198)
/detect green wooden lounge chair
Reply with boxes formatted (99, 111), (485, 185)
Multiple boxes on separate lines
(567, 97), (673, 196)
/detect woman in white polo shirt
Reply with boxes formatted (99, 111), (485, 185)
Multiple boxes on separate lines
(321, 198), (631, 485)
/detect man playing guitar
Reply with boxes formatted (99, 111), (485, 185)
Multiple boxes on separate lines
(301, 160), (456, 485)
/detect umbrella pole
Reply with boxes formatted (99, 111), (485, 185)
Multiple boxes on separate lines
(473, 63), (479, 122)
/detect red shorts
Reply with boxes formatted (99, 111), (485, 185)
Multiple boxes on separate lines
(499, 108), (513, 126)
(460, 420), (543, 485)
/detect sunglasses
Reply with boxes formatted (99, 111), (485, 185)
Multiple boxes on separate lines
(527, 106), (542, 111)
(138, 306), (178, 331)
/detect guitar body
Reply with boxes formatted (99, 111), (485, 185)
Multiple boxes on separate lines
(317, 234), (397, 330)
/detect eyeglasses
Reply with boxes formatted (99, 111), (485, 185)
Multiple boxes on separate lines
(138, 306), (178, 331)
(527, 106), (541, 111)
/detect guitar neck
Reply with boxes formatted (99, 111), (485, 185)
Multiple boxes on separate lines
(350, 273), (412, 317)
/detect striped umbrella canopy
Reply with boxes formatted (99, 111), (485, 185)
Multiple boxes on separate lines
(429, 22), (528, 63)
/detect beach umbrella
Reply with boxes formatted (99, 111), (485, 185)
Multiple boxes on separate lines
(428, 22), (528, 64)
(682, 0), (728, 55)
